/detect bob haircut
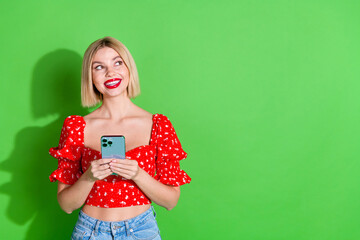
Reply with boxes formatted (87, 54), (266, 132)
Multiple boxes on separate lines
(81, 36), (140, 107)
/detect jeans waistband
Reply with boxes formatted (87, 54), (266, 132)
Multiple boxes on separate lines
(77, 205), (156, 233)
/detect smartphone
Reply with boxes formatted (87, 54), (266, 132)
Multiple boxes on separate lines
(101, 135), (126, 175)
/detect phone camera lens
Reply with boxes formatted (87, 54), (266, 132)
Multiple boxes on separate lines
(102, 143), (107, 147)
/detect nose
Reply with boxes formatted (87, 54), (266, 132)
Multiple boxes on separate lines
(105, 67), (117, 78)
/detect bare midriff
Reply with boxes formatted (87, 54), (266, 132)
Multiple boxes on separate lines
(82, 204), (151, 221)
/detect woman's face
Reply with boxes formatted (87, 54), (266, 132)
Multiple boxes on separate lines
(91, 47), (130, 98)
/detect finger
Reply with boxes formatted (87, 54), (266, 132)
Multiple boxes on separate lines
(98, 164), (111, 171)
(97, 166), (112, 174)
(92, 165), (111, 176)
(98, 172), (113, 180)
(92, 163), (110, 172)
(109, 159), (126, 164)
(110, 159), (119, 164)
(98, 158), (112, 165)
(110, 170), (131, 180)
(110, 166), (134, 176)
(111, 159), (135, 165)
(92, 170), (107, 180)
(102, 168), (114, 177)
(110, 158), (128, 163)
(110, 163), (135, 171)
(109, 165), (127, 175)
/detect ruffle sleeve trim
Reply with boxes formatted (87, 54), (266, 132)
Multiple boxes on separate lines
(48, 115), (85, 184)
(154, 114), (191, 186)
(155, 114), (188, 162)
(49, 168), (82, 185)
(154, 160), (192, 186)
(49, 144), (82, 161)
(48, 115), (85, 162)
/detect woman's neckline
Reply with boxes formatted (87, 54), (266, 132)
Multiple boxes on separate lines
(80, 113), (158, 154)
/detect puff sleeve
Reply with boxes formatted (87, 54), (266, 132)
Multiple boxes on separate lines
(154, 114), (191, 186)
(48, 115), (85, 185)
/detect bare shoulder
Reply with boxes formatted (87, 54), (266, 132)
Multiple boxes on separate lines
(129, 107), (153, 125)
(83, 109), (101, 123)
(82, 111), (108, 133)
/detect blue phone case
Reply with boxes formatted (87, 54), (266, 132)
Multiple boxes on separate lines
(101, 135), (125, 175)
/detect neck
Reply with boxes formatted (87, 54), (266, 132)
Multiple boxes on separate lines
(97, 93), (134, 120)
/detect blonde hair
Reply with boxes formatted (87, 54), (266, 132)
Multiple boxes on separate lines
(81, 36), (140, 107)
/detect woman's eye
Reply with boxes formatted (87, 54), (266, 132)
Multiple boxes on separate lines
(115, 61), (123, 65)
(94, 65), (102, 70)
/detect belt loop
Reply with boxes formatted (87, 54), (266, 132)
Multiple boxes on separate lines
(110, 222), (116, 238)
(125, 221), (130, 236)
(151, 205), (156, 218)
(93, 220), (100, 237)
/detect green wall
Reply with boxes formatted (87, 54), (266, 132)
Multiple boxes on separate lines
(1, 0), (360, 239)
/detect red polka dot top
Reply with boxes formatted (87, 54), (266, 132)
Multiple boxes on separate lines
(49, 113), (191, 208)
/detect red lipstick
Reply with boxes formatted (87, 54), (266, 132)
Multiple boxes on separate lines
(104, 78), (122, 89)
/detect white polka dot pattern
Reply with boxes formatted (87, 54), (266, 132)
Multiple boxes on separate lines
(49, 116), (84, 185)
(153, 115), (191, 187)
(49, 114), (191, 208)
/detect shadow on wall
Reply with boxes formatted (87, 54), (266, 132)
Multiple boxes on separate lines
(0, 49), (89, 239)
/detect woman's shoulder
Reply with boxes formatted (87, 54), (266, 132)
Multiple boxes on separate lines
(63, 115), (84, 123)
(64, 114), (84, 121)
(81, 110), (106, 125)
(131, 110), (168, 126)
(153, 113), (171, 123)
(127, 106), (154, 122)
(60, 115), (85, 131)
(82, 110), (98, 121)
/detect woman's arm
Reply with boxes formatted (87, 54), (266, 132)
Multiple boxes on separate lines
(57, 159), (113, 214)
(57, 172), (95, 214)
(109, 158), (180, 211)
(134, 168), (181, 211)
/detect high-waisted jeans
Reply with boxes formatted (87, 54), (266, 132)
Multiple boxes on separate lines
(71, 205), (162, 240)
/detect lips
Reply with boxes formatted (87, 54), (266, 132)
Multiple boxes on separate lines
(104, 78), (122, 89)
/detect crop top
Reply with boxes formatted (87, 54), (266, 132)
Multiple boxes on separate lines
(48, 113), (191, 208)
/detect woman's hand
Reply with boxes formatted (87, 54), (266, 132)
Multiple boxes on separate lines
(109, 156), (141, 180)
(85, 158), (113, 182)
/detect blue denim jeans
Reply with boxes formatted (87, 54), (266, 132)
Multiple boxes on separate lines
(71, 205), (162, 240)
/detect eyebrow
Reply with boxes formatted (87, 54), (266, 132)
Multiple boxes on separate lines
(92, 56), (121, 65)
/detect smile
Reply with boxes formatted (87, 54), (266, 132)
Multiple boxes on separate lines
(104, 78), (122, 89)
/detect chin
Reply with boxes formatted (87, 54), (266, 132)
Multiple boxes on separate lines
(104, 89), (128, 98)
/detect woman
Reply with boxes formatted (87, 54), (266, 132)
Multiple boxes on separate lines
(48, 36), (191, 240)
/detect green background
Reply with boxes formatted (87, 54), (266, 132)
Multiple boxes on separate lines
(1, 0), (360, 239)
